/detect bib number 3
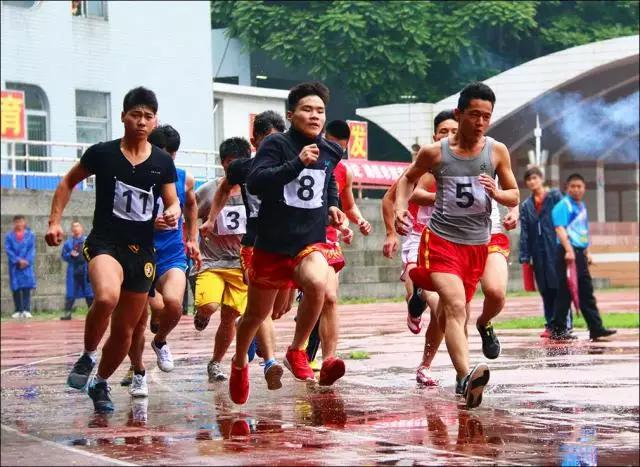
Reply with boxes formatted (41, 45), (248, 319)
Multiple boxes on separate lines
(216, 205), (247, 235)
(284, 168), (326, 209)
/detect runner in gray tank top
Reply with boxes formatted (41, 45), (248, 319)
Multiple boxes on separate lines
(394, 82), (519, 409)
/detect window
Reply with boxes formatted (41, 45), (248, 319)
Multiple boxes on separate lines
(71, 0), (106, 19)
(2, 1), (39, 8)
(5, 82), (48, 172)
(76, 90), (110, 145)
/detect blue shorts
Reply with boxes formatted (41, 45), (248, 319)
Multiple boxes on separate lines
(150, 245), (187, 297)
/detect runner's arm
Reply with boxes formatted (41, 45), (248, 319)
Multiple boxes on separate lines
(184, 173), (202, 269)
(490, 143), (519, 208)
(409, 172), (436, 206)
(382, 181), (399, 258)
(200, 177), (232, 235)
(247, 136), (305, 196)
(342, 167), (371, 234)
(159, 182), (180, 229)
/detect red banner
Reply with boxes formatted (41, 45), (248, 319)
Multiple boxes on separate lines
(1, 90), (26, 140)
(347, 120), (368, 160)
(342, 159), (410, 187)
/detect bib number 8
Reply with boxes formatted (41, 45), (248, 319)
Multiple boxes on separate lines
(297, 175), (315, 201)
(284, 168), (325, 209)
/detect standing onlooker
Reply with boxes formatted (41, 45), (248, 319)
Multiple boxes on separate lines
(60, 221), (93, 320)
(519, 167), (565, 337)
(550, 173), (616, 341)
(5, 215), (36, 319)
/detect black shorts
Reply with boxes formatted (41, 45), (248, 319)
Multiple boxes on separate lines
(83, 235), (156, 293)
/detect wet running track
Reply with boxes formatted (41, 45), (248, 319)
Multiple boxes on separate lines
(2, 290), (639, 465)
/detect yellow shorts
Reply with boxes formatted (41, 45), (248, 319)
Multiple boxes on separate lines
(194, 268), (247, 315)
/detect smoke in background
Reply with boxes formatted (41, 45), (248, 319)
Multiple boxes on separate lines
(535, 91), (639, 163)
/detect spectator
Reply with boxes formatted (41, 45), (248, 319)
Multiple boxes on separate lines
(5, 215), (36, 319)
(519, 167), (565, 337)
(411, 143), (421, 162)
(550, 173), (616, 341)
(60, 221), (93, 320)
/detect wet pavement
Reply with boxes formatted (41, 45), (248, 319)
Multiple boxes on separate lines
(1, 291), (639, 466)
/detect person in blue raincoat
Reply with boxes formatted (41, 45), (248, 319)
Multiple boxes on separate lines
(60, 221), (93, 320)
(519, 167), (566, 336)
(5, 215), (36, 319)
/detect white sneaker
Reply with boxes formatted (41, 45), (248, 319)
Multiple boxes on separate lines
(11, 312), (22, 319)
(21, 311), (32, 319)
(130, 397), (148, 425)
(207, 360), (227, 382)
(129, 373), (148, 398)
(151, 340), (174, 372)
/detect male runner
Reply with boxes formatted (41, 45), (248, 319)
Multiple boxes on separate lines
(229, 81), (347, 404)
(305, 119), (372, 369)
(395, 82), (519, 408)
(45, 87), (180, 412)
(120, 124), (201, 395)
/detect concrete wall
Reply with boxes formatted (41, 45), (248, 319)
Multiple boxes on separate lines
(211, 28), (251, 86)
(1, 1), (214, 171)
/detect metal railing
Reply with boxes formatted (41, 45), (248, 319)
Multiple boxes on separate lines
(1, 139), (222, 190)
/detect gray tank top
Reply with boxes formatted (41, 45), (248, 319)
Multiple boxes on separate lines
(427, 136), (495, 245)
(192, 179), (245, 272)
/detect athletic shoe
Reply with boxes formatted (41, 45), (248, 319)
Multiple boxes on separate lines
(539, 328), (552, 338)
(247, 338), (257, 363)
(264, 361), (284, 390)
(88, 380), (114, 413)
(130, 397), (148, 425)
(476, 321), (501, 359)
(416, 365), (438, 387)
(590, 328), (617, 341)
(151, 340), (174, 372)
(309, 358), (322, 372)
(229, 359), (250, 405)
(461, 363), (490, 409)
(129, 373), (149, 398)
(407, 287), (427, 329)
(284, 348), (316, 382)
(21, 311), (32, 319)
(318, 357), (345, 386)
(207, 360), (227, 382)
(120, 366), (134, 386)
(193, 310), (211, 331)
(67, 353), (95, 389)
(60, 311), (72, 320)
(11, 312), (21, 319)
(407, 314), (422, 334)
(455, 376), (465, 396)
(550, 331), (578, 341)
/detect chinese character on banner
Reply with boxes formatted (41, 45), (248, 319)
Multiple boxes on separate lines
(347, 120), (368, 160)
(1, 90), (26, 140)
(249, 113), (256, 153)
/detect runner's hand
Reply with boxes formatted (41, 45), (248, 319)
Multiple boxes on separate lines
(154, 214), (169, 230)
(45, 223), (64, 247)
(186, 240), (202, 270)
(163, 205), (181, 228)
(329, 207), (346, 228)
(394, 209), (413, 236)
(478, 173), (497, 198)
(298, 144), (320, 166)
(502, 210), (518, 231)
(383, 233), (399, 259)
(200, 218), (216, 238)
(358, 218), (372, 236)
(340, 227), (354, 245)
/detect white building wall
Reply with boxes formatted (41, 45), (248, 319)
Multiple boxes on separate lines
(1, 0), (214, 172)
(212, 28), (251, 86)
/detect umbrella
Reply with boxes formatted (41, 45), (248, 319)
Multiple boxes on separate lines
(566, 261), (581, 316)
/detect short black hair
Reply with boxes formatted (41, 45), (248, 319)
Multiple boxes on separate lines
(434, 110), (456, 131)
(411, 143), (420, 151)
(457, 82), (496, 111)
(219, 137), (251, 162)
(524, 166), (544, 181)
(123, 86), (158, 114)
(149, 124), (181, 153)
(287, 81), (330, 111)
(326, 120), (350, 141)
(12, 215), (25, 222)
(253, 111), (286, 139)
(566, 173), (585, 184)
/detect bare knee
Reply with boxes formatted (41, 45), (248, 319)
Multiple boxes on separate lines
(323, 289), (338, 310)
(483, 286), (505, 305)
(444, 299), (467, 320)
(92, 291), (119, 313)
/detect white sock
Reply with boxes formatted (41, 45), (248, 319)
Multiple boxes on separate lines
(83, 350), (98, 363)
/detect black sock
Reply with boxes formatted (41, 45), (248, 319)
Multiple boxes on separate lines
(154, 340), (166, 348)
(408, 287), (427, 318)
(134, 369), (145, 376)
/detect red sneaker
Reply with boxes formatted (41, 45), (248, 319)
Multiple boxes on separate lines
(284, 348), (315, 381)
(319, 357), (346, 386)
(416, 365), (438, 387)
(539, 328), (551, 338)
(407, 314), (422, 334)
(229, 358), (250, 405)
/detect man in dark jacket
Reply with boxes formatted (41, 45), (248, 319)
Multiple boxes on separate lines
(61, 221), (94, 320)
(519, 167), (566, 337)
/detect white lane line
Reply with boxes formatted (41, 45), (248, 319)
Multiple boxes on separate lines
(1, 353), (78, 375)
(1, 424), (137, 466)
(592, 252), (639, 263)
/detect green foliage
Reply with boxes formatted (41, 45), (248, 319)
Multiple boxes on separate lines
(211, 1), (638, 105)
(493, 312), (639, 330)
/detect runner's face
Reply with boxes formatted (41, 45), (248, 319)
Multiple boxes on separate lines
(121, 106), (157, 141)
(288, 95), (326, 139)
(433, 119), (458, 142)
(456, 99), (493, 140)
(566, 179), (585, 201)
(71, 223), (83, 237)
(525, 174), (543, 192)
(252, 127), (279, 151)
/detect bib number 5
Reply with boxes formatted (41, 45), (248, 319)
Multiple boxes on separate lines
(443, 176), (487, 216)
(455, 183), (474, 208)
(284, 168), (326, 209)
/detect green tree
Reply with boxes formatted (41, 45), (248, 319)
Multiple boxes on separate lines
(211, 0), (639, 105)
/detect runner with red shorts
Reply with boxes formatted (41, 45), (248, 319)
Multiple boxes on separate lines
(395, 82), (519, 408)
(229, 82), (347, 404)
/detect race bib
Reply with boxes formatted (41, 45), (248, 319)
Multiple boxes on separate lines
(283, 168), (326, 209)
(246, 191), (261, 218)
(442, 176), (488, 216)
(216, 205), (247, 235)
(113, 179), (154, 222)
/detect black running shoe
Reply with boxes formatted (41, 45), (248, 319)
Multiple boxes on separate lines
(455, 376), (465, 396)
(462, 363), (490, 409)
(88, 381), (114, 413)
(408, 288), (427, 318)
(550, 331), (578, 341)
(67, 354), (95, 389)
(590, 328), (617, 341)
(476, 322), (501, 359)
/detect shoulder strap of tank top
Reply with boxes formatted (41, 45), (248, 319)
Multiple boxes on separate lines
(483, 136), (495, 175)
